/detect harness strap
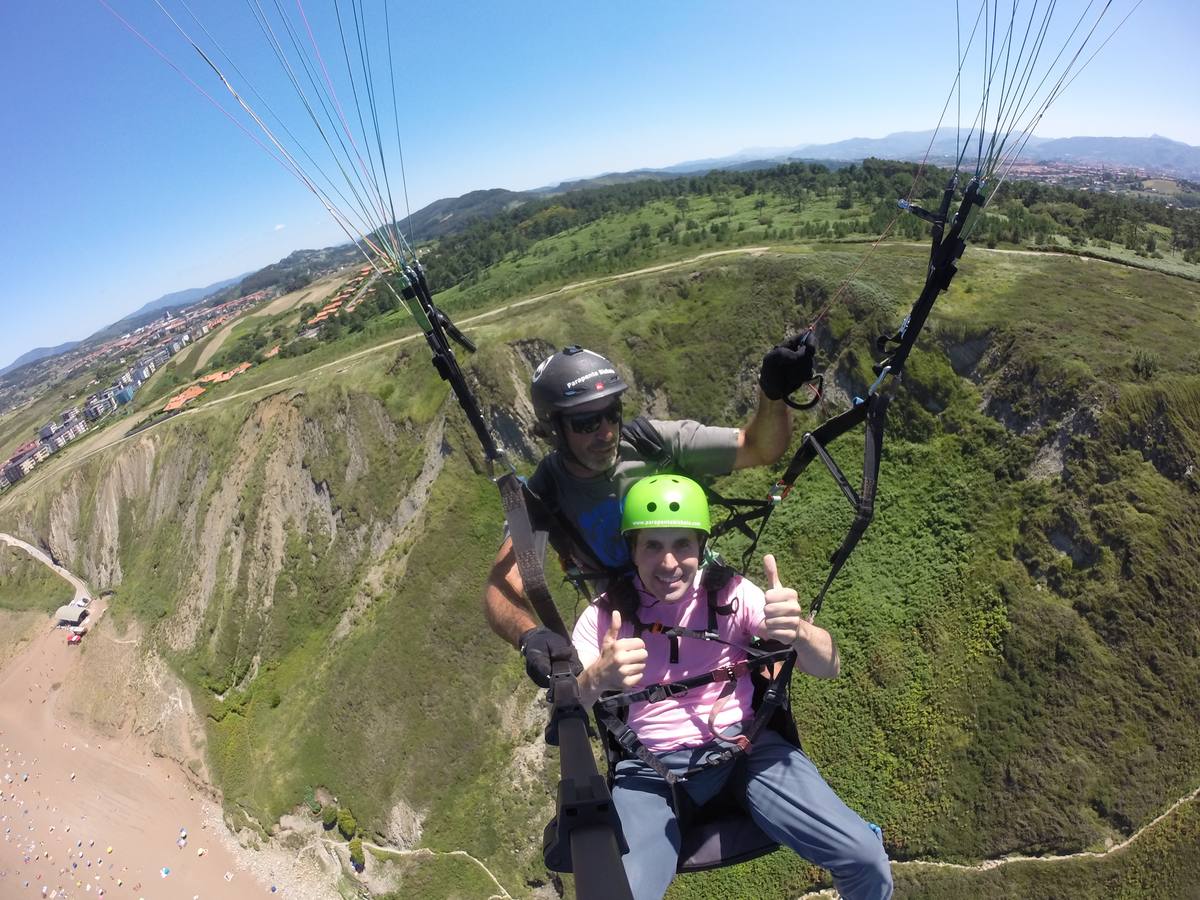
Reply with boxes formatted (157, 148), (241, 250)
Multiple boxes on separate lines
(498, 472), (568, 638)
(705, 678), (748, 753)
(517, 478), (628, 595)
(596, 709), (683, 785)
(708, 398), (876, 572)
(738, 649), (795, 748)
(598, 648), (793, 711)
(807, 394), (888, 620)
(708, 395), (888, 606)
(594, 643), (794, 785)
(706, 487), (773, 542)
(640, 622), (716, 644)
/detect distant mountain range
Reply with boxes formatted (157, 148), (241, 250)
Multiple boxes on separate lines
(0, 341), (84, 378)
(1, 275), (250, 377)
(116, 275), (248, 325)
(7, 131), (1196, 375)
(607, 132), (1200, 181)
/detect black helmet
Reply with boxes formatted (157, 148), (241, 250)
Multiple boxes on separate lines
(531, 345), (628, 446)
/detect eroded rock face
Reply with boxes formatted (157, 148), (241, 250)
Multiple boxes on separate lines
(382, 798), (425, 850)
(1, 352), (555, 889)
(332, 413), (448, 643)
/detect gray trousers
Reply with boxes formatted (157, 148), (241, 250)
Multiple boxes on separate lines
(610, 730), (893, 900)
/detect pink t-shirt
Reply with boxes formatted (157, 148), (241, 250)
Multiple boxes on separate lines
(573, 570), (766, 753)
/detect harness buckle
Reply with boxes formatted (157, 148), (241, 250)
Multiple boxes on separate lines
(714, 664), (738, 683)
(769, 481), (788, 505)
(647, 683), (688, 703)
(616, 728), (640, 753)
(703, 749), (734, 767)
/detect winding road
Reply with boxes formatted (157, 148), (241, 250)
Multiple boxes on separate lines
(0, 531), (89, 603)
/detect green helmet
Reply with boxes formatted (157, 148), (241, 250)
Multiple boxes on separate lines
(620, 475), (711, 536)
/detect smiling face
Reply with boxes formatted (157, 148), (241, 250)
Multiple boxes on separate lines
(560, 396), (622, 475)
(632, 527), (701, 604)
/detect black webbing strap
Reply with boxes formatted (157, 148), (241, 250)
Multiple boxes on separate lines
(778, 396), (872, 487)
(497, 471), (568, 639)
(880, 176), (983, 377)
(806, 394), (888, 619)
(399, 264), (502, 464)
(707, 486), (773, 543)
(597, 708), (681, 783)
(516, 475), (631, 598)
(598, 648), (795, 711)
(640, 621), (716, 645)
(595, 647), (796, 786)
(709, 395), (881, 576)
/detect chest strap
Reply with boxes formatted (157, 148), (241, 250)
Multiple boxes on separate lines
(595, 645), (795, 786)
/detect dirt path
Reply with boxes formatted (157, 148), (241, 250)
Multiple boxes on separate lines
(323, 838), (514, 900)
(796, 782), (1200, 897)
(0, 533), (89, 603)
(0, 246), (770, 511)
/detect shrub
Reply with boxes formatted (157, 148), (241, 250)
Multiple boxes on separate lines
(348, 836), (365, 870)
(337, 807), (357, 839)
(1131, 348), (1161, 381)
(322, 805), (338, 829)
(304, 788), (321, 815)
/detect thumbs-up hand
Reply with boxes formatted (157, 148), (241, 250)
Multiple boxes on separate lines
(598, 610), (648, 690)
(760, 554), (803, 644)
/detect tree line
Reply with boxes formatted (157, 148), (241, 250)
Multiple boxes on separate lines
(418, 159), (1200, 292)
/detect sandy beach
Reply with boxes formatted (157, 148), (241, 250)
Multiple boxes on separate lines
(0, 596), (291, 900)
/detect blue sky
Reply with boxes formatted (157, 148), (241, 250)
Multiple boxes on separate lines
(2, 0), (1196, 370)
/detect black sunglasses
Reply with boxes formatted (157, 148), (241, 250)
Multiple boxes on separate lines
(563, 401), (622, 434)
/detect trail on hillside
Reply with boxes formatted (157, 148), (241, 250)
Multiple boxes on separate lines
(796, 782), (1200, 898)
(318, 837), (515, 900)
(0, 531), (90, 602)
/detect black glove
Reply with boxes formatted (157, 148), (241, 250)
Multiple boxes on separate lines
(759, 330), (818, 401)
(519, 626), (581, 688)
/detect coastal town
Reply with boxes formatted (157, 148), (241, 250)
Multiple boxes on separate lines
(0, 289), (269, 492)
(0, 261), (382, 495)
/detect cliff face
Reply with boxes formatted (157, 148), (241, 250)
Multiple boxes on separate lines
(1, 360), (554, 880)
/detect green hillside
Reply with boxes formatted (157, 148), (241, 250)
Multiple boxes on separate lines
(1, 169), (1198, 898)
(0, 541), (74, 612)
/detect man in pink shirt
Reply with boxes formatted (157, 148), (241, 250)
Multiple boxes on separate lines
(572, 475), (892, 900)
